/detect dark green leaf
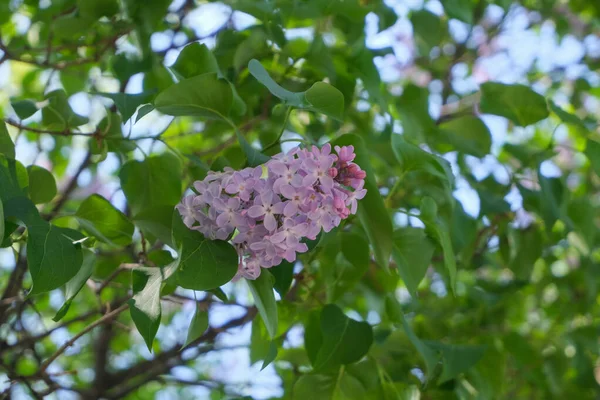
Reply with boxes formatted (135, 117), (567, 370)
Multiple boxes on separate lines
(237, 130), (270, 167)
(248, 59), (306, 107)
(119, 153), (182, 215)
(41, 90), (88, 130)
(480, 82), (549, 126)
(585, 138), (600, 177)
(395, 85), (436, 142)
(442, 0), (473, 23)
(11, 100), (38, 120)
(385, 295), (439, 381)
(392, 228), (435, 297)
(154, 73), (233, 119)
(96, 92), (155, 123)
(293, 372), (367, 400)
(312, 304), (373, 371)
(0, 123), (15, 159)
(0, 199), (4, 246)
(425, 342), (487, 383)
(271, 260), (294, 298)
(171, 43), (220, 80)
(437, 116), (491, 157)
(247, 270), (278, 339)
(78, 0), (119, 19)
(75, 194), (134, 246)
(53, 250), (96, 322)
(27, 223), (84, 295)
(411, 10), (443, 54)
(172, 212), (238, 291)
(419, 197), (456, 293)
(133, 205), (175, 247)
(135, 104), (155, 124)
(548, 101), (587, 132)
(333, 134), (393, 272)
(27, 165), (57, 204)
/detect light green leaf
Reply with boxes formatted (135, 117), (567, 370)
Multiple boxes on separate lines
(129, 266), (165, 352)
(172, 212), (238, 291)
(437, 116), (491, 157)
(96, 91), (155, 123)
(154, 73), (233, 119)
(75, 194), (134, 246)
(333, 134), (393, 272)
(385, 295), (439, 381)
(305, 82), (345, 121)
(311, 304), (373, 371)
(480, 82), (549, 126)
(247, 270), (278, 339)
(392, 228), (435, 297)
(391, 134), (452, 186)
(133, 205), (175, 247)
(135, 104), (155, 124)
(419, 197), (456, 293)
(119, 152), (182, 215)
(184, 305), (209, 348)
(53, 249), (96, 322)
(0, 123), (15, 159)
(548, 101), (587, 132)
(11, 99), (38, 120)
(97, 112), (136, 154)
(585, 138), (600, 177)
(27, 165), (57, 204)
(394, 84), (436, 142)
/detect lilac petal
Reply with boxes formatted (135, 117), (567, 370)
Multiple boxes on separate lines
(272, 202), (285, 214)
(270, 231), (286, 243)
(261, 190), (274, 206)
(290, 175), (303, 187)
(264, 213), (277, 231)
(280, 184), (296, 199)
(284, 201), (298, 217)
(248, 205), (265, 218)
(216, 213), (230, 227)
(302, 174), (317, 187)
(269, 161), (287, 176)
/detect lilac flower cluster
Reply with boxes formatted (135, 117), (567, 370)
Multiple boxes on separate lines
(176, 144), (367, 280)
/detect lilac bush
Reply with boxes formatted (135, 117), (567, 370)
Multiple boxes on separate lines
(176, 144), (367, 280)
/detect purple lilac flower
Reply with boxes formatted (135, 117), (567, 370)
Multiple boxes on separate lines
(176, 144), (367, 280)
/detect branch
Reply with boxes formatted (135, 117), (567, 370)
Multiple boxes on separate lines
(39, 304), (129, 372)
(47, 150), (92, 219)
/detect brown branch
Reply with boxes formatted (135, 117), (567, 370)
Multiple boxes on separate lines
(39, 304), (129, 372)
(47, 150), (92, 219)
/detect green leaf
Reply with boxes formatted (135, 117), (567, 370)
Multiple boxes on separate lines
(261, 341), (278, 370)
(184, 305), (209, 347)
(119, 153), (182, 215)
(97, 112), (136, 153)
(293, 372), (367, 400)
(133, 205), (175, 247)
(129, 266), (165, 352)
(11, 99), (38, 120)
(437, 116), (491, 157)
(480, 82), (549, 126)
(270, 260), (294, 297)
(247, 270), (278, 339)
(385, 295), (439, 381)
(0, 199), (4, 246)
(333, 134), (393, 272)
(392, 228), (435, 297)
(248, 59), (306, 107)
(425, 342), (487, 383)
(135, 104), (154, 124)
(172, 212), (238, 291)
(585, 138), (600, 177)
(419, 197), (456, 293)
(53, 249), (96, 322)
(41, 90), (88, 130)
(75, 194), (134, 246)
(237, 130), (270, 167)
(234, 30), (268, 71)
(411, 10), (443, 55)
(171, 43), (220, 80)
(548, 101), (587, 132)
(305, 82), (345, 121)
(78, 0), (119, 20)
(311, 304), (373, 371)
(442, 0), (473, 23)
(27, 223), (84, 295)
(154, 73), (233, 119)
(0, 123), (15, 159)
(27, 165), (57, 204)
(394, 84), (436, 142)
(96, 91), (155, 123)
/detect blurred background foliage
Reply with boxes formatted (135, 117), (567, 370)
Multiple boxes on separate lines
(0, 0), (600, 399)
